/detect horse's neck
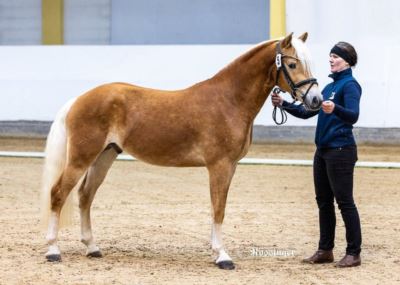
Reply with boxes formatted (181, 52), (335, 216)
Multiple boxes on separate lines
(208, 42), (277, 122)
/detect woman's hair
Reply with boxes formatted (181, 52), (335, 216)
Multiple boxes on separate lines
(331, 42), (358, 67)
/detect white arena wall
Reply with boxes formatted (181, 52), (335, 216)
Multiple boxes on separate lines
(1, 45), (254, 121)
(0, 0), (399, 143)
(0, 41), (398, 128)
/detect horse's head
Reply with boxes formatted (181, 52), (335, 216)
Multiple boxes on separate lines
(275, 33), (322, 111)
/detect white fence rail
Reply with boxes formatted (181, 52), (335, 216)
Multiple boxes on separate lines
(1, 151), (399, 169)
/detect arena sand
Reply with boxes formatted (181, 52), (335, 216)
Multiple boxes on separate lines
(0, 138), (399, 284)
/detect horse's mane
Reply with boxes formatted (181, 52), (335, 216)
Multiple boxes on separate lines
(205, 40), (274, 82)
(210, 37), (313, 81)
(222, 39), (276, 71)
(291, 38), (313, 74)
(236, 39), (276, 63)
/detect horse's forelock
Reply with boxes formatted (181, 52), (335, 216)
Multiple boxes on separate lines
(291, 38), (313, 74)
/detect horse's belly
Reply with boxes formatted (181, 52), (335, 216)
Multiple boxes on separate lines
(123, 144), (206, 167)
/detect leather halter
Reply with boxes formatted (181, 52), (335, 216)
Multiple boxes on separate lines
(274, 41), (318, 101)
(272, 41), (319, 125)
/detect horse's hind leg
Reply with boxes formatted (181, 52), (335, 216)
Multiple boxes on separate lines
(78, 146), (118, 258)
(45, 132), (109, 262)
(46, 164), (88, 261)
(207, 159), (237, 270)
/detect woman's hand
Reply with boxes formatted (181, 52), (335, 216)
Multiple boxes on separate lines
(322, 100), (335, 114)
(271, 92), (283, 107)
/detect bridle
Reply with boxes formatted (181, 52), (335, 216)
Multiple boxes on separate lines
(272, 41), (318, 125)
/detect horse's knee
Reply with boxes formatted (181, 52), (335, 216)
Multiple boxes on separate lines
(213, 210), (225, 224)
(211, 195), (228, 223)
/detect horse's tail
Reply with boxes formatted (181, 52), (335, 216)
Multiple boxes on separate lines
(40, 98), (77, 229)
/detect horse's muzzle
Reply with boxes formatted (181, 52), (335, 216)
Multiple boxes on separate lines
(304, 89), (323, 111)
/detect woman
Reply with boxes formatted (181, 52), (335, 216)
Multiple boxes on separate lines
(271, 41), (362, 267)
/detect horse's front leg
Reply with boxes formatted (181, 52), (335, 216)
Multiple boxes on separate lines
(207, 159), (237, 270)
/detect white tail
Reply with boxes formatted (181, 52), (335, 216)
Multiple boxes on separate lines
(40, 98), (77, 228)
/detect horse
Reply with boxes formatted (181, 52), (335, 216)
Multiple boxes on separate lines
(40, 32), (322, 270)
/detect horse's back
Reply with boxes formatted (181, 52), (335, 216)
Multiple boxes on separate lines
(65, 81), (251, 167)
(65, 82), (208, 166)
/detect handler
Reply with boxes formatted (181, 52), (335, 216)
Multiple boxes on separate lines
(271, 41), (362, 267)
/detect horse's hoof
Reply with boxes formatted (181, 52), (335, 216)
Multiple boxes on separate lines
(216, 260), (235, 270)
(46, 254), (61, 262)
(87, 251), (103, 258)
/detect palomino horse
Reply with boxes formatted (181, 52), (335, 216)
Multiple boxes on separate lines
(41, 32), (322, 269)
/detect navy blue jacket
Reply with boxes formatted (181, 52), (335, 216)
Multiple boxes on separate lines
(282, 68), (362, 149)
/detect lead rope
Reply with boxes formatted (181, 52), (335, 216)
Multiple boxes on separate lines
(272, 86), (288, 125)
(272, 51), (288, 125)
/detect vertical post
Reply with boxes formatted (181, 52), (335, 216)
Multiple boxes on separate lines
(270, 0), (286, 38)
(42, 0), (64, 44)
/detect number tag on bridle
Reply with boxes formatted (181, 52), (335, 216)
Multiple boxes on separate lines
(275, 54), (282, 69)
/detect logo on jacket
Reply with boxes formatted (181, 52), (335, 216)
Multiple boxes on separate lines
(328, 92), (335, 100)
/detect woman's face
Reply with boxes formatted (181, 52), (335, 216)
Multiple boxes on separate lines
(329, 53), (350, 73)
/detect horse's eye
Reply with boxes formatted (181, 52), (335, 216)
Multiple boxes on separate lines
(288, 63), (296, 69)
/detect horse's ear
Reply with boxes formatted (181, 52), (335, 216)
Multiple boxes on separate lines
(281, 32), (293, 48)
(298, 32), (308, 42)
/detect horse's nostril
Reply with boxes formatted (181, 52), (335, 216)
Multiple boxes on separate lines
(309, 96), (322, 110)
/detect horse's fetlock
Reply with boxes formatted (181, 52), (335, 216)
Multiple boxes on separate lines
(80, 236), (92, 246)
(46, 231), (57, 243)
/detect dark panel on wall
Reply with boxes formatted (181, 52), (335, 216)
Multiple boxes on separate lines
(0, 0), (41, 45)
(111, 0), (269, 44)
(64, 0), (110, 44)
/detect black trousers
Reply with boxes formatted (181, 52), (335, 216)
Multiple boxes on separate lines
(313, 146), (362, 255)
